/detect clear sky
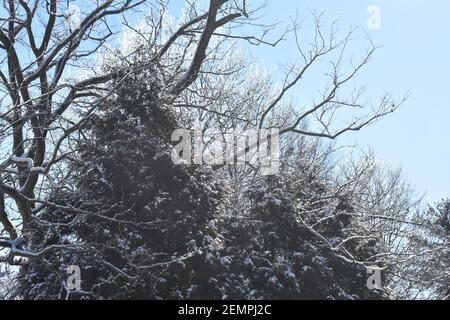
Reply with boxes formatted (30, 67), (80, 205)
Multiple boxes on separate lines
(199, 0), (449, 204)
(168, 1), (449, 204)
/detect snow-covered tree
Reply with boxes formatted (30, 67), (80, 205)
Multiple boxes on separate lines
(0, 0), (444, 300)
(400, 199), (450, 299)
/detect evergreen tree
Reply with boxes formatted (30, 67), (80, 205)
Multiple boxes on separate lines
(18, 67), (225, 299)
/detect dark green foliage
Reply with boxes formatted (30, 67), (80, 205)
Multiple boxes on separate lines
(17, 70), (382, 300)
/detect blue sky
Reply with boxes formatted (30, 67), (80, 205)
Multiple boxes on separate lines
(90, 0), (450, 204)
(213, 0), (450, 204)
